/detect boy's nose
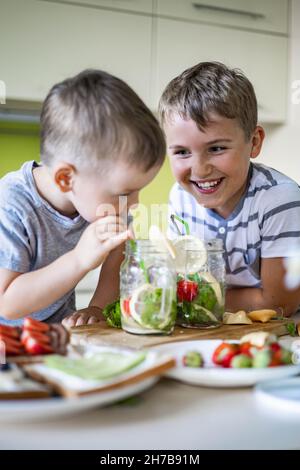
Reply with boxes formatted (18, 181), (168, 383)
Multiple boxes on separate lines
(190, 154), (212, 178)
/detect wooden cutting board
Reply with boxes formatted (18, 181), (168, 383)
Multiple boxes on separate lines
(71, 319), (291, 350)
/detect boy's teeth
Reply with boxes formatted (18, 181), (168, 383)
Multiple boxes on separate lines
(195, 179), (221, 188)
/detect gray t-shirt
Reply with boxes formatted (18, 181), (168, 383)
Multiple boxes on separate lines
(0, 161), (88, 325)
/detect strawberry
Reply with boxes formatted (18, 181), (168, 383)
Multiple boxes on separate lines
(269, 342), (281, 353)
(21, 329), (50, 346)
(0, 333), (22, 349)
(0, 333), (23, 356)
(23, 317), (50, 333)
(3, 343), (23, 356)
(240, 342), (259, 358)
(24, 337), (53, 355)
(271, 348), (292, 366)
(0, 325), (20, 339)
(212, 342), (240, 367)
(177, 280), (198, 302)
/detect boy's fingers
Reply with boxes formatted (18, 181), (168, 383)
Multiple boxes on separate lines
(95, 223), (127, 237)
(96, 228), (127, 241)
(62, 314), (79, 328)
(50, 324), (69, 350)
(103, 230), (130, 251)
(75, 314), (90, 327)
(87, 315), (100, 325)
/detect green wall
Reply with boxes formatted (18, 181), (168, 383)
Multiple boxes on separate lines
(0, 122), (40, 176)
(0, 123), (175, 231)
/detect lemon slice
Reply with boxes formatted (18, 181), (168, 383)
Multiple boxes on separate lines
(129, 284), (171, 330)
(149, 225), (176, 259)
(173, 235), (207, 274)
(129, 284), (153, 327)
(200, 272), (223, 306)
(193, 305), (219, 323)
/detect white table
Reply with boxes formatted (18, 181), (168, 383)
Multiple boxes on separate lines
(1, 336), (300, 450)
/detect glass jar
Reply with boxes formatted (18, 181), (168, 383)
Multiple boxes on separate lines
(176, 239), (226, 329)
(120, 240), (177, 335)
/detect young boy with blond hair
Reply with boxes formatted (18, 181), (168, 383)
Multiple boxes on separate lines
(159, 62), (300, 316)
(0, 69), (165, 326)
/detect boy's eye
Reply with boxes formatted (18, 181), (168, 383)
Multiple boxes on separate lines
(209, 146), (226, 153)
(174, 149), (191, 158)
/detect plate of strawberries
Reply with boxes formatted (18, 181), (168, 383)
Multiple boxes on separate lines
(152, 332), (300, 387)
(0, 318), (69, 363)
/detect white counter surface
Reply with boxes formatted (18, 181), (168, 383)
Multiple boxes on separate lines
(1, 336), (300, 450)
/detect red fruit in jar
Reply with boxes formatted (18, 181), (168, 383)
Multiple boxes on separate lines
(122, 298), (131, 316)
(177, 280), (198, 302)
(23, 317), (50, 333)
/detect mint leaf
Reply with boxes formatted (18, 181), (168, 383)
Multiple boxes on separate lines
(286, 322), (298, 337)
(102, 300), (121, 328)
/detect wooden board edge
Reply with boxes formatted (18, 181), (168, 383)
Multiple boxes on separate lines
(0, 389), (50, 400)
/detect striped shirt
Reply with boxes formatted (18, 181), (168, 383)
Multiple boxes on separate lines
(168, 163), (300, 288)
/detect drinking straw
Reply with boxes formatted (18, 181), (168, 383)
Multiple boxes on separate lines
(170, 214), (190, 236)
(127, 213), (135, 239)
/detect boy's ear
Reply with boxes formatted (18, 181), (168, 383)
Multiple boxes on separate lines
(250, 126), (265, 159)
(54, 163), (75, 193)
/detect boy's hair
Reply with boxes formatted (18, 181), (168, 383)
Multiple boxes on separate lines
(40, 69), (166, 171)
(159, 62), (257, 141)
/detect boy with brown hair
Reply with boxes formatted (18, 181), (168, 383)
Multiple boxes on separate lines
(159, 61), (300, 316)
(0, 69), (165, 326)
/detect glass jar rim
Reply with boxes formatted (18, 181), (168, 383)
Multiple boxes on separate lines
(125, 239), (171, 255)
(184, 248), (224, 254)
(183, 239), (224, 252)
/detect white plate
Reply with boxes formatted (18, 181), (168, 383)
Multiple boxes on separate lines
(0, 376), (157, 422)
(0, 345), (174, 422)
(152, 340), (300, 388)
(255, 377), (300, 413)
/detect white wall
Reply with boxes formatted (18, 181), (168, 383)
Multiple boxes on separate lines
(261, 0), (300, 182)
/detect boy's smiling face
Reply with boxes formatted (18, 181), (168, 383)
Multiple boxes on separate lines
(164, 113), (264, 219)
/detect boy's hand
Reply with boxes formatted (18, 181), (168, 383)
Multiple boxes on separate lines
(73, 214), (130, 272)
(62, 306), (104, 329)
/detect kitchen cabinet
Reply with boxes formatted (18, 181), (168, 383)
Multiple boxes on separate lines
(153, 17), (288, 122)
(50, 0), (153, 14)
(1, 0), (289, 123)
(156, 0), (289, 34)
(0, 0), (153, 106)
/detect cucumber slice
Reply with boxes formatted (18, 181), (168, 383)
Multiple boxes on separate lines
(45, 351), (146, 381)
